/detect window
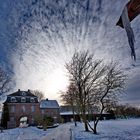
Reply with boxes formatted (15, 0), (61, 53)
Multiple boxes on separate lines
(31, 106), (35, 112)
(21, 97), (26, 102)
(10, 106), (15, 113)
(10, 117), (15, 121)
(30, 98), (35, 103)
(41, 109), (45, 114)
(22, 105), (26, 112)
(11, 97), (16, 102)
(21, 92), (26, 96)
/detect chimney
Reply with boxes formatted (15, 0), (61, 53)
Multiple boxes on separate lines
(28, 89), (30, 92)
(46, 98), (48, 101)
(18, 89), (20, 92)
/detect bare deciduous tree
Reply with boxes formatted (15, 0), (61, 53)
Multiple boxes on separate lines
(88, 62), (126, 134)
(64, 51), (126, 134)
(0, 67), (11, 96)
(66, 51), (106, 131)
(30, 90), (45, 101)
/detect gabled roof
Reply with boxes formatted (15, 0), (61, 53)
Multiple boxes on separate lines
(40, 99), (59, 109)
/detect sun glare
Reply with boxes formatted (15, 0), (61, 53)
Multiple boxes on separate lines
(46, 68), (69, 98)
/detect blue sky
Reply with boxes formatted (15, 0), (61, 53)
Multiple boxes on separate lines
(0, 0), (140, 106)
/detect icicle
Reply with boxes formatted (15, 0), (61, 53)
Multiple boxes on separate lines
(121, 6), (136, 60)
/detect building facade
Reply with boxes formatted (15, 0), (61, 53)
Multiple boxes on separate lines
(1, 89), (60, 128)
(40, 99), (60, 123)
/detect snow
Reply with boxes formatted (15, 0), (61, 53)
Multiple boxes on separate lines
(0, 124), (72, 140)
(0, 119), (140, 140)
(41, 123), (72, 140)
(0, 127), (51, 140)
(72, 118), (140, 140)
(60, 111), (77, 115)
(40, 100), (59, 109)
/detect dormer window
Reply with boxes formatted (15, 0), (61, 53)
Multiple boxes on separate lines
(30, 98), (35, 103)
(21, 92), (26, 96)
(21, 97), (26, 102)
(11, 97), (16, 103)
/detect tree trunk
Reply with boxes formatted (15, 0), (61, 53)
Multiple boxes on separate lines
(84, 121), (89, 131)
(93, 101), (105, 134)
(83, 114), (89, 131)
(93, 121), (97, 134)
(72, 104), (77, 126)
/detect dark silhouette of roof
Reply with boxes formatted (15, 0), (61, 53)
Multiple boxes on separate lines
(9, 89), (36, 97)
(4, 89), (39, 103)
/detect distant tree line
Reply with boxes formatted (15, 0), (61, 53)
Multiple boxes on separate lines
(112, 104), (140, 118)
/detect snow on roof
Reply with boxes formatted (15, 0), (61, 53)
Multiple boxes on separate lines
(60, 111), (77, 115)
(40, 99), (59, 109)
(60, 111), (109, 116)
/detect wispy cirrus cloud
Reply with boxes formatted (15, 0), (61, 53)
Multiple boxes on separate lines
(0, 0), (140, 105)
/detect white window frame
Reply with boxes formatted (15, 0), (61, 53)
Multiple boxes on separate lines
(11, 97), (16, 103)
(31, 105), (35, 112)
(22, 92), (26, 96)
(30, 98), (35, 103)
(21, 97), (26, 103)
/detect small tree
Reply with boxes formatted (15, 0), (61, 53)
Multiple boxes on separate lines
(1, 103), (9, 128)
(60, 83), (77, 126)
(43, 116), (54, 126)
(31, 90), (45, 101)
(43, 116), (54, 130)
(34, 116), (43, 126)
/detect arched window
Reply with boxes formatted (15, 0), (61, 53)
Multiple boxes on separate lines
(30, 98), (35, 103)
(21, 92), (26, 96)
(21, 97), (26, 103)
(11, 97), (16, 102)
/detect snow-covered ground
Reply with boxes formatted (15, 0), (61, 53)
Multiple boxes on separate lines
(73, 118), (140, 140)
(0, 123), (72, 140)
(0, 119), (140, 140)
(0, 126), (50, 140)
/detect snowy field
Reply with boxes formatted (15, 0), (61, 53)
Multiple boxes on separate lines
(0, 119), (140, 140)
(0, 126), (50, 140)
(73, 118), (140, 140)
(0, 123), (72, 140)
